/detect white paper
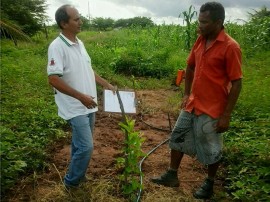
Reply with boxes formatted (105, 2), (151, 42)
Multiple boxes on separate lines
(104, 90), (136, 114)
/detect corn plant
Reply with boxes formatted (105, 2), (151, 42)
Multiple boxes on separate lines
(179, 5), (197, 50)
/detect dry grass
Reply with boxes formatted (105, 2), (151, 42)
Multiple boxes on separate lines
(141, 184), (198, 202)
(33, 178), (124, 202)
(31, 177), (200, 202)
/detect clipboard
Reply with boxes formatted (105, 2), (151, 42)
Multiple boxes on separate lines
(103, 89), (136, 114)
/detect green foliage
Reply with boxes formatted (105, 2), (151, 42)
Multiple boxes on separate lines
(115, 17), (154, 28)
(0, 20), (32, 45)
(179, 5), (198, 50)
(111, 47), (175, 78)
(1, 0), (47, 37)
(248, 6), (270, 19)
(225, 8), (270, 57)
(222, 51), (270, 201)
(244, 15), (270, 53)
(1, 40), (67, 194)
(0, 127), (28, 190)
(116, 117), (145, 201)
(82, 26), (187, 79)
(224, 121), (270, 201)
(89, 16), (154, 31)
(91, 17), (115, 31)
(80, 15), (91, 31)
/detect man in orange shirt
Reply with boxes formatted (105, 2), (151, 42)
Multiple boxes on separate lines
(151, 2), (242, 199)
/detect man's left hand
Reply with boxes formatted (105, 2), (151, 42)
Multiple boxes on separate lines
(216, 115), (230, 133)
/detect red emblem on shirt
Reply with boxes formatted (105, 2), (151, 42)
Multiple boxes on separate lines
(50, 58), (55, 66)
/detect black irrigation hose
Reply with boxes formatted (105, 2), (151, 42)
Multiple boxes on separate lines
(136, 137), (170, 202)
(136, 114), (173, 202)
(139, 113), (173, 132)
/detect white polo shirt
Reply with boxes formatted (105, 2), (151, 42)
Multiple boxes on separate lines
(47, 33), (98, 120)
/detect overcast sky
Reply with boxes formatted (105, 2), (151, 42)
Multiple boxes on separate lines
(45, 0), (270, 25)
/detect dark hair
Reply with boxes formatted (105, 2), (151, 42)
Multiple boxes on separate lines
(200, 2), (225, 23)
(55, 4), (72, 29)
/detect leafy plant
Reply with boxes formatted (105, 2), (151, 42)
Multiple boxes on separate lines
(222, 51), (270, 201)
(116, 117), (145, 201)
(1, 0), (48, 37)
(0, 40), (68, 195)
(0, 20), (32, 46)
(111, 48), (175, 78)
(179, 5), (198, 50)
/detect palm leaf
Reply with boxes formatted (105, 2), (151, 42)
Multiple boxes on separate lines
(0, 20), (31, 45)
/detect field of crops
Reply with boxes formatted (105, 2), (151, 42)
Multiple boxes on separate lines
(1, 15), (270, 201)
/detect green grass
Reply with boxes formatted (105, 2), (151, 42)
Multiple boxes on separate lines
(1, 40), (67, 193)
(223, 51), (270, 201)
(238, 52), (270, 116)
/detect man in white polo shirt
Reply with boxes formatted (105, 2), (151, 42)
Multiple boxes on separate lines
(47, 4), (115, 188)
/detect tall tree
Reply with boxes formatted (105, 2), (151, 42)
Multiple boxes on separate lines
(128, 17), (154, 27)
(114, 17), (154, 28)
(80, 15), (91, 31)
(91, 17), (114, 31)
(1, 0), (48, 37)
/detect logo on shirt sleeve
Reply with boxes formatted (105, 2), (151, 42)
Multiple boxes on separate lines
(49, 58), (55, 66)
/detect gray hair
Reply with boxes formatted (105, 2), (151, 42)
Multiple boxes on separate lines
(55, 4), (72, 29)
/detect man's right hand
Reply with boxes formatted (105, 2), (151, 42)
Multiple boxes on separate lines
(79, 94), (97, 109)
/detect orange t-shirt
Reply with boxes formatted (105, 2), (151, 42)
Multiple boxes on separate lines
(185, 29), (242, 118)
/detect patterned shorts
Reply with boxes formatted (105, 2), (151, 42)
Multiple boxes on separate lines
(169, 110), (223, 165)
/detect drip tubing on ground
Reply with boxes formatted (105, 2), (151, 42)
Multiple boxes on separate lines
(135, 114), (172, 202)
